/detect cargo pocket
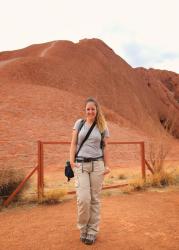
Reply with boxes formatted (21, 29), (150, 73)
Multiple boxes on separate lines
(74, 177), (80, 188)
(94, 161), (105, 175)
(74, 164), (82, 188)
(74, 163), (82, 175)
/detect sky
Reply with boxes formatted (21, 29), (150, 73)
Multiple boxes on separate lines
(0, 0), (179, 73)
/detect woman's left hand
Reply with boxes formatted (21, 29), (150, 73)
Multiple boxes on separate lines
(104, 167), (111, 175)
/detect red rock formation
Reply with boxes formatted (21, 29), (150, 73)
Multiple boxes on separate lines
(0, 38), (179, 170)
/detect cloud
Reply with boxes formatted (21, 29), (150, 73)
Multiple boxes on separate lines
(152, 58), (179, 73)
(121, 42), (179, 68)
(121, 42), (179, 71)
(0, 0), (179, 73)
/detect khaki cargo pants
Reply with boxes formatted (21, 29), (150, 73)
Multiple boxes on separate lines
(74, 160), (105, 236)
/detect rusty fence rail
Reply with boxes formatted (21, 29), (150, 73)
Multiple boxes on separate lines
(2, 140), (153, 207)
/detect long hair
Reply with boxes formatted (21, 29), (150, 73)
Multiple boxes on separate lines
(85, 97), (107, 133)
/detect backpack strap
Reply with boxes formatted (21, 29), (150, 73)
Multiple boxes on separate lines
(76, 119), (85, 146)
(77, 119), (85, 133)
(75, 120), (96, 158)
(77, 119), (105, 151)
(100, 131), (105, 149)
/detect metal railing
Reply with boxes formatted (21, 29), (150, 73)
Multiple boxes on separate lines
(2, 140), (153, 207)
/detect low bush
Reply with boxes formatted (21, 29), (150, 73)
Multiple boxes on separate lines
(0, 168), (26, 203)
(125, 168), (179, 194)
(146, 170), (176, 187)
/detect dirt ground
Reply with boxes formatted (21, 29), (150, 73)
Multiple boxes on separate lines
(0, 190), (179, 250)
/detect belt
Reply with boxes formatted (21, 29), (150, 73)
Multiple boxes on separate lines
(76, 156), (103, 163)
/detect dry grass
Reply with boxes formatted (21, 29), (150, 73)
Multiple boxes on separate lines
(1, 163), (179, 207)
(123, 166), (179, 194)
(128, 178), (146, 191)
(39, 188), (67, 205)
(101, 190), (113, 197)
(0, 168), (27, 204)
(103, 168), (141, 185)
(20, 187), (67, 205)
(146, 171), (176, 187)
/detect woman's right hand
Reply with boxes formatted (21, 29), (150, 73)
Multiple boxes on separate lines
(71, 162), (81, 168)
(70, 162), (76, 168)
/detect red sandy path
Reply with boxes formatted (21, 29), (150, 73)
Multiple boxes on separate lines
(0, 191), (179, 250)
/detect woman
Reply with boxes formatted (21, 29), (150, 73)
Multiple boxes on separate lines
(70, 97), (110, 245)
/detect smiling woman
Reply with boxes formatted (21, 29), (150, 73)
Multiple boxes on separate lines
(86, 102), (97, 121)
(69, 97), (110, 245)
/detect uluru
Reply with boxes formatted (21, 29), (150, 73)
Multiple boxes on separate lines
(0, 38), (179, 170)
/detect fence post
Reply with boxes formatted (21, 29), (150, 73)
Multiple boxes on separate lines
(41, 142), (44, 196)
(140, 142), (146, 179)
(37, 141), (44, 201)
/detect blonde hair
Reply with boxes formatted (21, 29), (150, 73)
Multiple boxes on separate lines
(85, 97), (107, 133)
